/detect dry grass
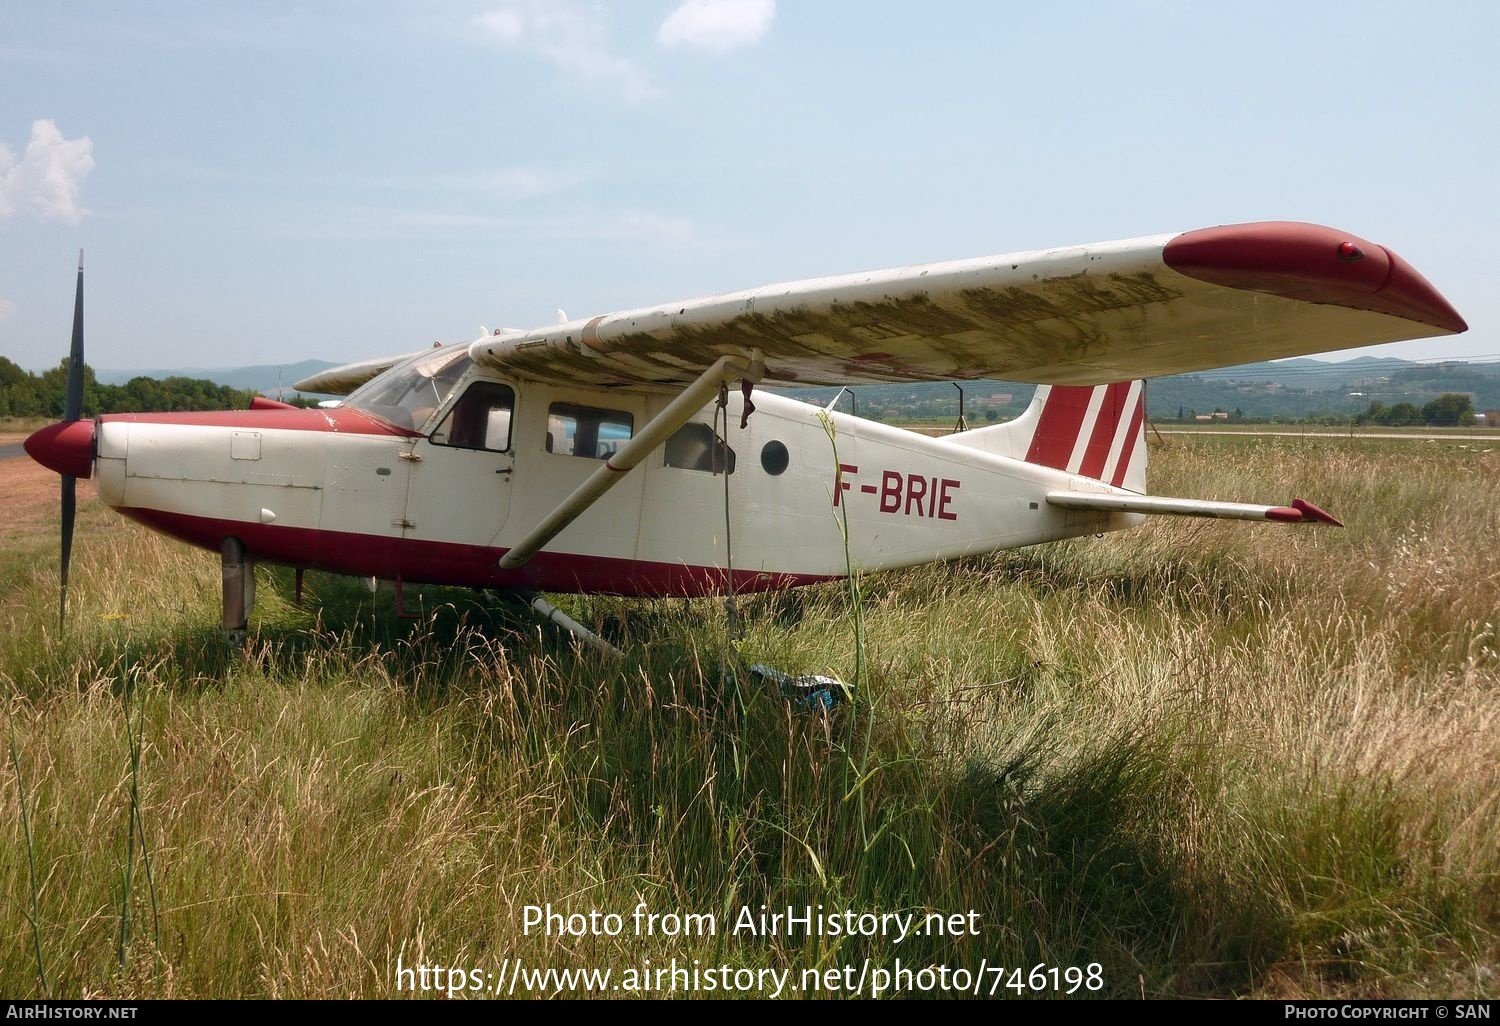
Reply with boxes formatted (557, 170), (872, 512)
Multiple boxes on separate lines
(1, 435), (1497, 999)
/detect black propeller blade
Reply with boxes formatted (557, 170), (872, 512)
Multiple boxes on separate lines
(59, 251), (85, 630)
(65, 252), (84, 421)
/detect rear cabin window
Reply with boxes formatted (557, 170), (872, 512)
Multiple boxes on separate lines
(664, 422), (735, 474)
(432, 381), (515, 452)
(547, 402), (634, 460)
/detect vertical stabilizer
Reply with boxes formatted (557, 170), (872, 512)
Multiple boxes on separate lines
(945, 381), (1147, 492)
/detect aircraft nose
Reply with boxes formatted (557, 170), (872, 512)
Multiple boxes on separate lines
(24, 419), (96, 479)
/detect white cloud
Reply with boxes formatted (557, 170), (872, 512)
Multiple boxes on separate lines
(379, 206), (699, 248)
(475, 8), (525, 41)
(0, 120), (95, 225)
(658, 0), (775, 53)
(472, 2), (653, 101)
(427, 167), (597, 200)
(529, 209), (698, 248)
(478, 167), (583, 199)
(0, 298), (16, 322)
(268, 204), (701, 250)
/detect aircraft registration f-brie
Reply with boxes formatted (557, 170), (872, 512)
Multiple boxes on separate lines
(24, 221), (1467, 650)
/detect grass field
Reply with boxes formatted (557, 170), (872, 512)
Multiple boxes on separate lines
(2, 433), (1497, 1000)
(894, 418), (1500, 440)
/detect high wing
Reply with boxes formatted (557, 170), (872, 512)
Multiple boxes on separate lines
(293, 348), (435, 395)
(469, 221), (1466, 388)
(287, 220), (1465, 575)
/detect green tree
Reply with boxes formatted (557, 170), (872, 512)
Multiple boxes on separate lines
(1380, 402), (1418, 426)
(1420, 393), (1475, 427)
(0, 361), (259, 418)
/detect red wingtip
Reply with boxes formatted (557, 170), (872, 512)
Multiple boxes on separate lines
(1292, 498), (1343, 527)
(1163, 221), (1467, 334)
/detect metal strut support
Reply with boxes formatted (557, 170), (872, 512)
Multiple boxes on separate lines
(529, 595), (622, 657)
(499, 352), (763, 571)
(220, 537), (255, 646)
(952, 383), (968, 433)
(715, 383), (743, 641)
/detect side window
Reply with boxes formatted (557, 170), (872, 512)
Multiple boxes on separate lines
(432, 381), (515, 452)
(664, 422), (736, 474)
(547, 402), (634, 460)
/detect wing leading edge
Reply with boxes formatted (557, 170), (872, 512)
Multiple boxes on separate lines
(468, 221), (1465, 389)
(292, 349), (434, 396)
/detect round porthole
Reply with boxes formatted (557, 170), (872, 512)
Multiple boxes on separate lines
(760, 440), (790, 476)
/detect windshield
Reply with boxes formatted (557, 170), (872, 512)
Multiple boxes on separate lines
(343, 347), (473, 431)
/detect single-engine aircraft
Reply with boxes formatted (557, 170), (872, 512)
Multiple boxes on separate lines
(25, 222), (1467, 651)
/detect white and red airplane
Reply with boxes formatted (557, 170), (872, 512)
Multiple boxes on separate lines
(25, 221), (1467, 650)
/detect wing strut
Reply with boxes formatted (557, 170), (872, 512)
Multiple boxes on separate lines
(528, 594), (622, 657)
(498, 352), (763, 570)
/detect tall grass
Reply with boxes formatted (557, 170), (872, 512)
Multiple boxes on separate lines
(8, 724), (49, 995)
(1, 435), (1496, 998)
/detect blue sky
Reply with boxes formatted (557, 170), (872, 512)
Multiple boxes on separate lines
(1, 1), (1496, 372)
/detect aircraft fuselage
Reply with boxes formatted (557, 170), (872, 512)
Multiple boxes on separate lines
(83, 379), (1129, 597)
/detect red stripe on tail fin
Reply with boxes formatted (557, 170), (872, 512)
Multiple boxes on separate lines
(945, 379), (1147, 494)
(1078, 381), (1132, 479)
(1109, 390), (1146, 488)
(1023, 386), (1095, 470)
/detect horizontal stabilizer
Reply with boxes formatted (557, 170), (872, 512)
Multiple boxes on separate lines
(1046, 491), (1343, 526)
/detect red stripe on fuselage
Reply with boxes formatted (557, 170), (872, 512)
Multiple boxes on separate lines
(118, 507), (835, 598)
(1024, 386), (1095, 470)
(1077, 381), (1131, 479)
(1109, 391), (1146, 488)
(100, 407), (421, 437)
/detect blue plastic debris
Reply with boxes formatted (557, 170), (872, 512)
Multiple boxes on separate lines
(748, 663), (850, 713)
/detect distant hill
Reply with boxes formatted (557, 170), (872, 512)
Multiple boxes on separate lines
(90, 355), (1500, 421)
(95, 359), (338, 398)
(1144, 357), (1500, 420)
(774, 357), (1500, 422)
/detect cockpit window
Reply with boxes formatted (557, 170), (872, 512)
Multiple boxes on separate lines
(344, 348), (473, 431)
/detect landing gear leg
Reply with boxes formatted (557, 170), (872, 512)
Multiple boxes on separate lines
(221, 537), (255, 647)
